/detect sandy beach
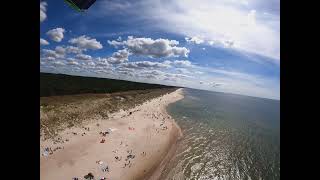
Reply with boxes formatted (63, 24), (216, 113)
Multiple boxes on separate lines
(40, 88), (184, 180)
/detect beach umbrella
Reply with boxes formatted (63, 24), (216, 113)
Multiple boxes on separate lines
(64, 0), (97, 12)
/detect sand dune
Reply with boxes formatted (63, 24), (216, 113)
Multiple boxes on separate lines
(40, 88), (184, 180)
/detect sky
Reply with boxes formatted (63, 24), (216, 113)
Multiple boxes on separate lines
(40, 0), (280, 100)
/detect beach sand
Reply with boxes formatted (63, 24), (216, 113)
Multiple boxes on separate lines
(40, 88), (184, 180)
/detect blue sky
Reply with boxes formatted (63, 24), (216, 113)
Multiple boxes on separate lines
(40, 0), (280, 100)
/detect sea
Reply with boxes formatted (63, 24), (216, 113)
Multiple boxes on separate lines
(160, 88), (280, 180)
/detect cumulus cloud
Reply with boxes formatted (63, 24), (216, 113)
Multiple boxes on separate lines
(165, 60), (193, 67)
(133, 69), (186, 81)
(115, 0), (280, 60)
(94, 69), (110, 74)
(67, 60), (80, 66)
(117, 66), (134, 72)
(216, 39), (235, 47)
(75, 54), (92, 61)
(90, 64), (113, 74)
(87, 61), (96, 67)
(69, 35), (103, 50)
(173, 60), (192, 67)
(165, 73), (192, 79)
(107, 49), (130, 64)
(95, 57), (110, 66)
(41, 57), (56, 61)
(46, 28), (65, 42)
(53, 61), (65, 66)
(40, 1), (47, 22)
(175, 68), (190, 74)
(138, 71), (192, 82)
(65, 46), (83, 54)
(118, 70), (134, 76)
(121, 61), (171, 69)
(146, 70), (164, 76)
(41, 49), (63, 59)
(55, 46), (66, 55)
(108, 36), (189, 58)
(185, 37), (236, 48)
(40, 38), (49, 45)
(54, 45), (83, 55)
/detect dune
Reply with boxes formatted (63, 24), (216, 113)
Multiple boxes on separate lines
(40, 88), (184, 180)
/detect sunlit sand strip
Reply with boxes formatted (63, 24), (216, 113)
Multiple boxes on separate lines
(40, 88), (184, 180)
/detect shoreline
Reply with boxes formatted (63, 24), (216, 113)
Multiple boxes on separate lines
(142, 96), (184, 180)
(143, 120), (183, 180)
(40, 88), (184, 180)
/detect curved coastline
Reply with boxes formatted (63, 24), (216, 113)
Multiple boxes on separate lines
(142, 120), (183, 180)
(142, 90), (184, 180)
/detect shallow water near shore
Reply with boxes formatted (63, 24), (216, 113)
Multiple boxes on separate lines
(161, 89), (280, 180)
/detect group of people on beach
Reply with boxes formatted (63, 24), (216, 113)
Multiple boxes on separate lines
(42, 98), (174, 180)
(73, 172), (107, 180)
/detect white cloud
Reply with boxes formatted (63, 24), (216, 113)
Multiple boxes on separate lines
(247, 10), (257, 25)
(40, 38), (49, 45)
(67, 60), (79, 66)
(53, 45), (83, 55)
(165, 73), (192, 79)
(40, 1), (47, 22)
(173, 60), (192, 67)
(118, 71), (134, 77)
(107, 49), (130, 64)
(53, 61), (65, 66)
(117, 66), (135, 72)
(55, 46), (66, 55)
(210, 75), (279, 99)
(41, 49), (63, 59)
(75, 54), (92, 61)
(185, 66), (279, 99)
(134, 0), (279, 60)
(65, 46), (83, 54)
(69, 35), (103, 50)
(121, 61), (171, 69)
(163, 60), (172, 65)
(210, 82), (222, 87)
(165, 60), (193, 67)
(185, 36), (204, 44)
(41, 57), (55, 61)
(187, 37), (236, 49)
(46, 28), (65, 42)
(95, 57), (110, 67)
(87, 61), (96, 67)
(94, 69), (110, 74)
(123, 68), (191, 82)
(108, 36), (189, 58)
(175, 68), (190, 74)
(195, 71), (204, 75)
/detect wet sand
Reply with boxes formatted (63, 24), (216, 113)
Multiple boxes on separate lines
(40, 88), (184, 180)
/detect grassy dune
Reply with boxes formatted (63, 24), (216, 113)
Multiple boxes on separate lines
(40, 72), (178, 140)
(40, 72), (175, 97)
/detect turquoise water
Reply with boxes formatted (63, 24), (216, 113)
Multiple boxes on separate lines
(161, 89), (280, 180)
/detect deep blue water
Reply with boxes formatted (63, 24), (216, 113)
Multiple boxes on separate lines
(161, 89), (280, 180)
